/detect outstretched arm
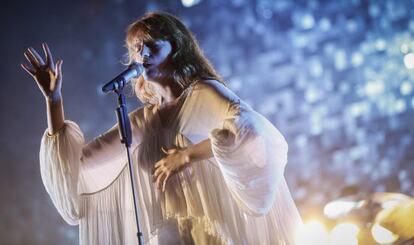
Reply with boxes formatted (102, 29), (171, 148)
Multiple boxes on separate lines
(21, 43), (65, 135)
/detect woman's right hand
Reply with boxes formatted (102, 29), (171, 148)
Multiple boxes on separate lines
(21, 43), (63, 101)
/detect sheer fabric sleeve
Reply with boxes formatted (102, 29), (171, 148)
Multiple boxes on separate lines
(39, 108), (144, 225)
(200, 81), (288, 216)
(40, 121), (83, 225)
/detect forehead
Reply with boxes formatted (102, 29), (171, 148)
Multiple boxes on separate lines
(131, 38), (169, 52)
(130, 34), (152, 47)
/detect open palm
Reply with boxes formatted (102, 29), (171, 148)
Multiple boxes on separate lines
(21, 43), (63, 100)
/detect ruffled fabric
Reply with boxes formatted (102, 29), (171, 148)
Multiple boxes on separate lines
(133, 92), (236, 244)
(39, 79), (302, 244)
(210, 99), (288, 216)
(40, 121), (83, 225)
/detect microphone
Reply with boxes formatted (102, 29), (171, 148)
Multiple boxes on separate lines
(102, 62), (143, 93)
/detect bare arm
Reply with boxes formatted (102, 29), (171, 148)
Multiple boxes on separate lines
(46, 95), (65, 135)
(153, 138), (213, 191)
(186, 138), (213, 163)
(21, 43), (64, 135)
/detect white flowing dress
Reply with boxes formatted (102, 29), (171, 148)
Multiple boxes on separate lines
(39, 80), (302, 244)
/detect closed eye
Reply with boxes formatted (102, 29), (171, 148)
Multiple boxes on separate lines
(147, 42), (159, 53)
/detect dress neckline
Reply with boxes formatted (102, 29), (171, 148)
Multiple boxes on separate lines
(153, 81), (198, 129)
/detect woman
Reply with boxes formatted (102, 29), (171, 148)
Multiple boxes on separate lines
(22, 11), (302, 245)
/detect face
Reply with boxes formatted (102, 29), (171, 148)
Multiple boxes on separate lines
(134, 39), (173, 81)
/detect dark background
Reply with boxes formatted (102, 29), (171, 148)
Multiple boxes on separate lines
(1, 0), (414, 244)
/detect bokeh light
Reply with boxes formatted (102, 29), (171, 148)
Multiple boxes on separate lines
(295, 220), (329, 245)
(371, 223), (399, 244)
(3, 0), (414, 244)
(328, 223), (359, 245)
(403, 53), (414, 69)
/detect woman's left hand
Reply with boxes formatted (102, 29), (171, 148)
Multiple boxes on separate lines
(153, 146), (191, 192)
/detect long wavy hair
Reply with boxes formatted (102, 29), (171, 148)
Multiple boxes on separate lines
(125, 11), (224, 105)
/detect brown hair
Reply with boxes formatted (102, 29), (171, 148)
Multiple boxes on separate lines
(125, 11), (224, 105)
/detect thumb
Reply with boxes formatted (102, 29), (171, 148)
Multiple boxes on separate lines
(168, 148), (178, 154)
(55, 60), (63, 83)
(161, 147), (177, 155)
(55, 60), (63, 74)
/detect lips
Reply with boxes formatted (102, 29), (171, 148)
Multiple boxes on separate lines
(143, 63), (152, 69)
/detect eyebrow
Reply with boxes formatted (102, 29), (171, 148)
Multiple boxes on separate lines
(131, 39), (164, 52)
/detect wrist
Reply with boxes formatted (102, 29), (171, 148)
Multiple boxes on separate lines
(46, 92), (62, 104)
(184, 146), (195, 164)
(184, 139), (213, 164)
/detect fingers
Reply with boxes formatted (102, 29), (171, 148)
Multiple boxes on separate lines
(153, 164), (164, 178)
(153, 158), (166, 181)
(20, 63), (36, 76)
(153, 161), (171, 191)
(155, 171), (167, 190)
(154, 159), (164, 169)
(42, 43), (54, 69)
(55, 60), (63, 81)
(23, 46), (46, 70)
(162, 172), (171, 192)
(28, 47), (45, 66)
(168, 148), (178, 154)
(24, 51), (40, 68)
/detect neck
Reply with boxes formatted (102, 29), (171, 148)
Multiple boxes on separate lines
(148, 77), (184, 105)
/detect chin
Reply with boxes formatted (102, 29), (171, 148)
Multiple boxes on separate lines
(143, 70), (163, 82)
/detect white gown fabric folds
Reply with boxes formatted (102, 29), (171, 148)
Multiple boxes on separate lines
(39, 80), (302, 244)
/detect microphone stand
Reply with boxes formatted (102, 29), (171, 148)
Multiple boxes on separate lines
(112, 87), (144, 245)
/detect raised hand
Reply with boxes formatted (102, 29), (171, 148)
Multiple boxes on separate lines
(21, 43), (63, 101)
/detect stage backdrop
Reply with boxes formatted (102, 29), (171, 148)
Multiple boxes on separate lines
(1, 0), (413, 244)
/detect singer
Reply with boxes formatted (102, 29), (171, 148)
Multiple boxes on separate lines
(21, 11), (302, 244)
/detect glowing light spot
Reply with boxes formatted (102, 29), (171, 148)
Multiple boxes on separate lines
(400, 43), (409, 53)
(293, 34), (308, 48)
(371, 223), (399, 244)
(324, 200), (357, 219)
(375, 39), (386, 51)
(346, 19), (358, 33)
(351, 52), (364, 67)
(334, 50), (347, 71)
(305, 87), (322, 103)
(295, 220), (328, 245)
(365, 81), (384, 97)
(295, 135), (307, 148)
(329, 223), (359, 245)
(400, 81), (412, 95)
(403, 52), (414, 69)
(302, 14), (315, 29)
(380, 193), (410, 209)
(310, 122), (322, 135)
(349, 102), (370, 118)
(394, 99), (406, 113)
(310, 59), (323, 77)
(369, 4), (380, 17)
(181, 0), (201, 7)
(319, 18), (331, 31)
